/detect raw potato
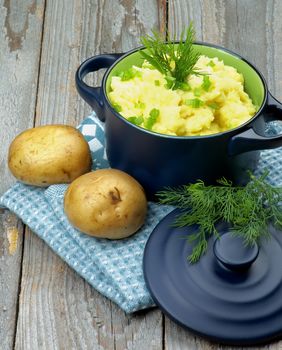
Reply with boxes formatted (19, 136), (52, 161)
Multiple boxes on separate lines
(64, 169), (147, 239)
(8, 125), (92, 186)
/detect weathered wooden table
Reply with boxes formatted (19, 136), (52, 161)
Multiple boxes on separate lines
(1, 1), (282, 349)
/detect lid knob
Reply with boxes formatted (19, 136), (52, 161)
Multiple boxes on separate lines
(213, 232), (259, 272)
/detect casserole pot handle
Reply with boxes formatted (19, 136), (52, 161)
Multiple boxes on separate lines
(75, 53), (123, 121)
(229, 92), (282, 156)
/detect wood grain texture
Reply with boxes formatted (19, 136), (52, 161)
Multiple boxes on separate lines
(0, 0), (45, 194)
(16, 0), (165, 349)
(166, 0), (282, 349)
(0, 210), (24, 350)
(0, 1), (44, 348)
(265, 0), (282, 98)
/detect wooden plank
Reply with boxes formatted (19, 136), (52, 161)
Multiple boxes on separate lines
(0, 210), (24, 350)
(15, 0), (166, 349)
(0, 0), (45, 348)
(265, 0), (282, 98)
(108, 303), (163, 350)
(0, 0), (45, 193)
(165, 0), (282, 349)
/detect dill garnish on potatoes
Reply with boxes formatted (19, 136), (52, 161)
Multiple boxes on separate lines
(139, 23), (202, 90)
(157, 172), (282, 263)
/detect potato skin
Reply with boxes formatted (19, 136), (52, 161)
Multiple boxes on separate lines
(64, 169), (147, 239)
(8, 125), (92, 186)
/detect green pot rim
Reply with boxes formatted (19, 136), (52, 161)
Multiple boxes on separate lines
(103, 42), (268, 140)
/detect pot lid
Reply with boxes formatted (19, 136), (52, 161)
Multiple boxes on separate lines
(143, 209), (282, 346)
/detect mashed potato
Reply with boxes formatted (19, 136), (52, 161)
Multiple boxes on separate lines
(108, 55), (257, 136)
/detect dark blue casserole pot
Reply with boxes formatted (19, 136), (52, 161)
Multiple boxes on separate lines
(75, 43), (282, 198)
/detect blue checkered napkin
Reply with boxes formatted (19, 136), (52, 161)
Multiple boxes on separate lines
(0, 114), (173, 313)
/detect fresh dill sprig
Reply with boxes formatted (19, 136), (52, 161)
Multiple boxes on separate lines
(140, 23), (201, 89)
(157, 171), (282, 263)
